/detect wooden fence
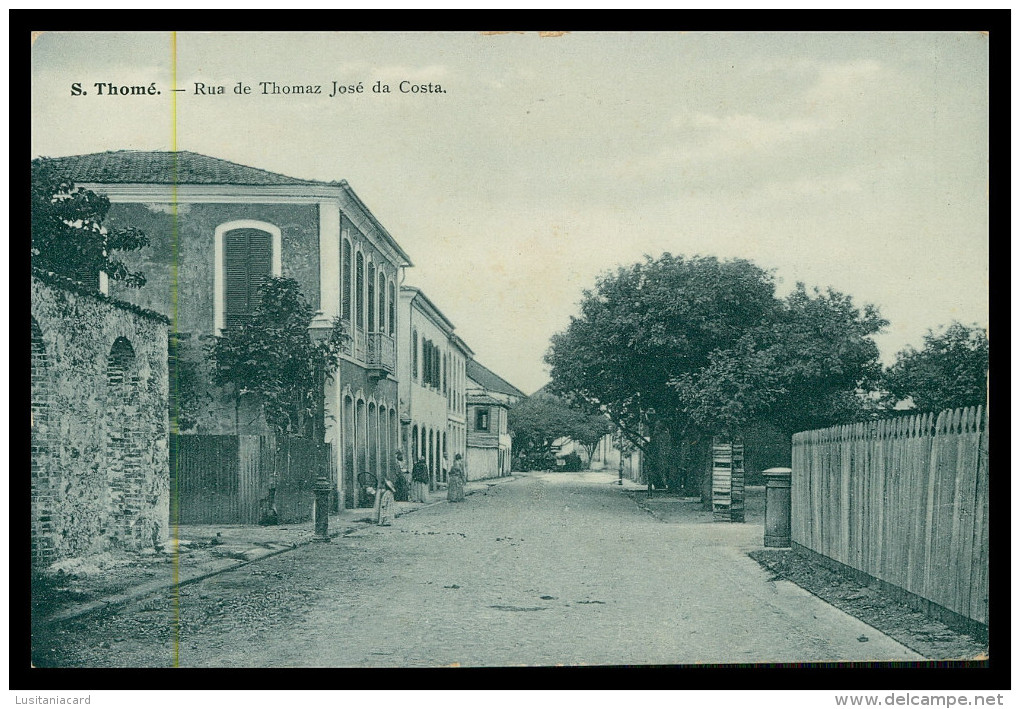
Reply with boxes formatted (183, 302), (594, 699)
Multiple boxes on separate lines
(172, 434), (332, 525)
(791, 406), (988, 628)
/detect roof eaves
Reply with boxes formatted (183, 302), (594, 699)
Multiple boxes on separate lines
(338, 180), (413, 267)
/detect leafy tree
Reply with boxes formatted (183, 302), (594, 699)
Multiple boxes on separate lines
(31, 158), (149, 288)
(545, 253), (887, 491)
(208, 277), (347, 436)
(567, 410), (616, 464)
(882, 322), (988, 412)
(670, 283), (888, 436)
(509, 392), (619, 470)
(508, 395), (579, 461)
(169, 335), (204, 433)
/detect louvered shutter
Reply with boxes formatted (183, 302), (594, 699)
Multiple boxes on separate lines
(341, 240), (351, 321)
(356, 254), (364, 329)
(223, 230), (249, 329)
(423, 340), (430, 386)
(247, 230), (272, 316)
(224, 228), (273, 329)
(388, 282), (395, 336)
(367, 264), (376, 332)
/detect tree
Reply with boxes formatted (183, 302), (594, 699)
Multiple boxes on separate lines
(882, 322), (988, 412)
(508, 393), (618, 470)
(545, 253), (887, 491)
(508, 395), (578, 464)
(208, 277), (347, 436)
(567, 411), (616, 464)
(31, 158), (149, 288)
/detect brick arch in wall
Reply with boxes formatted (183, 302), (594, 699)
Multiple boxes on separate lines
(31, 317), (58, 567)
(106, 336), (144, 547)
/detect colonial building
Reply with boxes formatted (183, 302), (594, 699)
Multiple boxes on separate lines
(465, 360), (525, 480)
(448, 333), (474, 479)
(397, 286), (472, 489)
(47, 151), (413, 512)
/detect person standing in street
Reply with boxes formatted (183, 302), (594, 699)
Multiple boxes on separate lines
(373, 478), (396, 526)
(411, 456), (430, 503)
(447, 453), (466, 502)
(392, 448), (410, 502)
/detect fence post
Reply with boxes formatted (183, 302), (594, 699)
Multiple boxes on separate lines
(763, 467), (792, 547)
(312, 471), (332, 542)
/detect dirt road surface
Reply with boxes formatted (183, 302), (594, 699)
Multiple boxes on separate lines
(33, 471), (921, 667)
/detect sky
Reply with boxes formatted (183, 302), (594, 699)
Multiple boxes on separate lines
(31, 31), (989, 395)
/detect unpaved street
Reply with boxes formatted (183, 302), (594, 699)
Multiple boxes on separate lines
(33, 472), (921, 667)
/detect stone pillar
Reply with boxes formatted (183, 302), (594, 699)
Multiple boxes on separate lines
(763, 467), (792, 547)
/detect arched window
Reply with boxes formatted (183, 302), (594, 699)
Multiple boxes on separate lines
(388, 281), (396, 337)
(216, 222), (280, 332)
(378, 272), (386, 334)
(356, 399), (367, 476)
(412, 330), (418, 380)
(378, 405), (388, 477)
(389, 409), (398, 470)
(371, 261), (379, 334)
(355, 252), (365, 330)
(371, 401), (379, 479)
(341, 238), (352, 322)
(107, 337), (141, 545)
(343, 395), (354, 509)
(412, 424), (419, 460)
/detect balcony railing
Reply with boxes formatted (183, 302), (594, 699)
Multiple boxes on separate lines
(365, 332), (395, 376)
(354, 330), (366, 361)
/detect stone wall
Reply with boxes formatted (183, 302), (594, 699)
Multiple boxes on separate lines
(31, 273), (170, 566)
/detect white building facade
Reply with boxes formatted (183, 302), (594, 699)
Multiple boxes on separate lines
(465, 360), (525, 481)
(397, 286), (471, 488)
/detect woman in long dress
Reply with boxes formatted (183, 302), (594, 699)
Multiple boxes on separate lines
(411, 456), (430, 503)
(447, 453), (466, 502)
(373, 479), (395, 526)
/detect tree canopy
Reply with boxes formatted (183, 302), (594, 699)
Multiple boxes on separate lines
(509, 392), (616, 465)
(31, 158), (149, 288)
(209, 277), (347, 436)
(545, 253), (888, 449)
(882, 321), (988, 413)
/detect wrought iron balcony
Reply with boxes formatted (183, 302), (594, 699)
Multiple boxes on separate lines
(365, 332), (395, 377)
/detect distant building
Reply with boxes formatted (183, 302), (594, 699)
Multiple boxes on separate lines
(465, 360), (525, 480)
(550, 434), (643, 480)
(397, 286), (472, 489)
(531, 385), (644, 480)
(44, 151), (413, 511)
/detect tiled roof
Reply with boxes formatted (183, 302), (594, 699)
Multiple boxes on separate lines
(467, 392), (505, 407)
(40, 150), (327, 186)
(466, 360), (526, 399)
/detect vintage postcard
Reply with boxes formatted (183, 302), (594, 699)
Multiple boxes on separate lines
(28, 30), (990, 680)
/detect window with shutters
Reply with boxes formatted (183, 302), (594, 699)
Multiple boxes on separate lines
(412, 330), (418, 380)
(215, 221), (281, 334)
(388, 281), (396, 336)
(378, 271), (386, 334)
(371, 263), (379, 332)
(341, 238), (352, 321)
(423, 339), (431, 386)
(476, 408), (490, 432)
(223, 228), (273, 329)
(356, 252), (365, 329)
